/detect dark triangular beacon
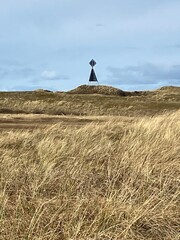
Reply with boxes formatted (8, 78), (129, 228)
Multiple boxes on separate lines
(89, 59), (98, 83)
(89, 68), (98, 82)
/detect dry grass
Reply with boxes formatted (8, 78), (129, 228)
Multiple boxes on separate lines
(0, 86), (180, 117)
(0, 110), (179, 239)
(68, 85), (127, 96)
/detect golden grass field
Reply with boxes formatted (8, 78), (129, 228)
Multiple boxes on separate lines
(0, 86), (180, 239)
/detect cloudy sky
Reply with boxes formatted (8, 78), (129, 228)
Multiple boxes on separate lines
(0, 0), (180, 91)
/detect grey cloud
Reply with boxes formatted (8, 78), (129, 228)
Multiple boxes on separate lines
(96, 23), (104, 27)
(0, 68), (8, 78)
(107, 63), (180, 85)
(0, 62), (36, 79)
(13, 68), (36, 78)
(168, 44), (180, 49)
(0, 59), (24, 67)
(159, 44), (180, 50)
(6, 85), (38, 91)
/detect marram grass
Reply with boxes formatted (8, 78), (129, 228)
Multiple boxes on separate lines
(0, 111), (180, 239)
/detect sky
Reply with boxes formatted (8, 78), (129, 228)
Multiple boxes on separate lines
(0, 0), (180, 91)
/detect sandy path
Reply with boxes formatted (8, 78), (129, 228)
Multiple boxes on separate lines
(0, 114), (98, 129)
(0, 114), (134, 130)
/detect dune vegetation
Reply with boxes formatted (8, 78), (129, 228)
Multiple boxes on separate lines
(0, 86), (180, 116)
(0, 109), (179, 239)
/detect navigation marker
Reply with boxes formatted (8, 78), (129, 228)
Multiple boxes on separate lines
(89, 59), (98, 84)
(89, 59), (96, 68)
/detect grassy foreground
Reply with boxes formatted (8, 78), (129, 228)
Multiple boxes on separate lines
(0, 111), (179, 239)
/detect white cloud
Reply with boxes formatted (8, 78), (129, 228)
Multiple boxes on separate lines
(41, 70), (68, 80)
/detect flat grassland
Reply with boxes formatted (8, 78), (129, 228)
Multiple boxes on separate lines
(0, 86), (180, 239)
